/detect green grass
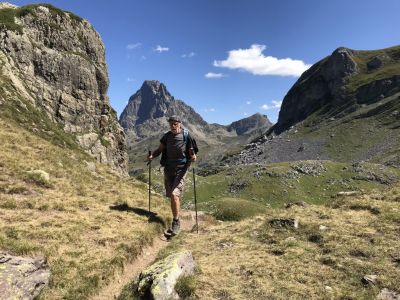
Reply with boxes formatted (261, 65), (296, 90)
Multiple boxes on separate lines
(0, 4), (83, 35)
(186, 161), (400, 212)
(201, 197), (268, 221)
(175, 274), (198, 299)
(159, 182), (400, 299)
(0, 84), (170, 299)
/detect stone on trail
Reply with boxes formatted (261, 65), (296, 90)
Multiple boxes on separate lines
(137, 250), (196, 300)
(0, 252), (50, 299)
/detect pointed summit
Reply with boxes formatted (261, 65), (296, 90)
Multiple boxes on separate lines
(119, 80), (207, 136)
(119, 80), (175, 129)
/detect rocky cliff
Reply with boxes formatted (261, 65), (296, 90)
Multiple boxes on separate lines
(275, 46), (400, 133)
(228, 113), (272, 135)
(119, 80), (272, 172)
(0, 3), (127, 173)
(224, 45), (400, 167)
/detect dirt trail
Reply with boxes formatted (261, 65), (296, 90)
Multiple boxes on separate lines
(91, 211), (197, 300)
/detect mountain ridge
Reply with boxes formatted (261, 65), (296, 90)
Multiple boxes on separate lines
(224, 45), (400, 168)
(119, 80), (272, 172)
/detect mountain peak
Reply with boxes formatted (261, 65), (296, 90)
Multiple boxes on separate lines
(119, 80), (207, 131)
(228, 113), (272, 135)
(141, 80), (162, 92)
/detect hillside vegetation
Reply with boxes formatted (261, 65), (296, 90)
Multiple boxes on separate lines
(152, 183), (400, 299)
(179, 160), (400, 214)
(0, 90), (170, 299)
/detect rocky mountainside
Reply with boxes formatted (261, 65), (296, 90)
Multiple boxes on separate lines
(0, 3), (127, 173)
(224, 45), (400, 167)
(275, 46), (400, 133)
(119, 80), (272, 172)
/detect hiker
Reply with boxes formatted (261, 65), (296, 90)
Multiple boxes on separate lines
(147, 116), (197, 235)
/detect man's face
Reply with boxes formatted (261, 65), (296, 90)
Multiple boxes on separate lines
(169, 121), (181, 134)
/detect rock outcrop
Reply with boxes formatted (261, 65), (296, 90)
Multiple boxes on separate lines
(228, 112), (272, 135)
(0, 252), (50, 299)
(0, 3), (127, 174)
(137, 251), (196, 300)
(275, 47), (359, 133)
(224, 45), (400, 167)
(275, 46), (400, 133)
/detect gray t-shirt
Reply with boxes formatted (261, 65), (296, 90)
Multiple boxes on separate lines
(160, 130), (187, 162)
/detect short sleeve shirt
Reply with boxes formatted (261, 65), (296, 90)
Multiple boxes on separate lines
(160, 131), (187, 161)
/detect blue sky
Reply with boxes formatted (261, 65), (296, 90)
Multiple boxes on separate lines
(11, 0), (400, 125)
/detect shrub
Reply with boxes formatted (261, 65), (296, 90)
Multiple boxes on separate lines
(211, 198), (267, 221)
(25, 170), (52, 188)
(175, 275), (197, 299)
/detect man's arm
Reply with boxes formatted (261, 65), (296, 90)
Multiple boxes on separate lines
(147, 143), (165, 161)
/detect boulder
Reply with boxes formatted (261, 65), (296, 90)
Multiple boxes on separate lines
(137, 250), (196, 300)
(0, 252), (50, 299)
(269, 218), (299, 229)
(377, 288), (400, 300)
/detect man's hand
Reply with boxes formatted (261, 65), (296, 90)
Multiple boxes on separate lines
(190, 154), (197, 162)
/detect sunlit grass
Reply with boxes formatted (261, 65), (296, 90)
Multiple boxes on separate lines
(157, 183), (400, 299)
(0, 115), (170, 299)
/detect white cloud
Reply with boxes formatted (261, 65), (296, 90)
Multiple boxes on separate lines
(154, 45), (169, 53)
(246, 101), (251, 105)
(182, 52), (196, 58)
(127, 42), (142, 50)
(126, 77), (135, 82)
(260, 100), (283, 110)
(205, 72), (226, 79)
(203, 108), (216, 112)
(272, 100), (282, 108)
(213, 44), (311, 77)
(244, 112), (248, 116)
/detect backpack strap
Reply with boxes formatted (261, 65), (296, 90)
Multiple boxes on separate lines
(183, 128), (189, 144)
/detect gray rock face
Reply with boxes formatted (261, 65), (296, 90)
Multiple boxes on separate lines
(356, 75), (400, 105)
(276, 47), (359, 133)
(137, 250), (196, 300)
(120, 80), (208, 139)
(0, 252), (50, 299)
(0, 4), (127, 174)
(120, 80), (272, 140)
(228, 113), (272, 135)
(120, 80), (272, 171)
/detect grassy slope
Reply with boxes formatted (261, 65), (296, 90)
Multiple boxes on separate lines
(156, 183), (400, 299)
(0, 83), (170, 299)
(292, 46), (400, 164)
(292, 91), (400, 164)
(182, 161), (400, 214)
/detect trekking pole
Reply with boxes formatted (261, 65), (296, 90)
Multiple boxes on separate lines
(192, 166), (199, 234)
(148, 150), (151, 213)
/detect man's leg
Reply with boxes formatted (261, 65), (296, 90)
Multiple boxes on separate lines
(170, 193), (180, 219)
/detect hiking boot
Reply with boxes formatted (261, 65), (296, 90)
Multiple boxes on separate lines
(171, 219), (181, 236)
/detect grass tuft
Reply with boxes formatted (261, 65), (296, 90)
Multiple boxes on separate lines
(205, 197), (267, 221)
(175, 274), (197, 299)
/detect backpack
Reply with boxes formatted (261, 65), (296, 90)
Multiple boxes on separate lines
(160, 129), (198, 167)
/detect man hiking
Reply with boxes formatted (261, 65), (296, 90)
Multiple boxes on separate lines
(147, 116), (197, 235)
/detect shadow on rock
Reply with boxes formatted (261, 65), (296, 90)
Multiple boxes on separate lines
(109, 203), (166, 226)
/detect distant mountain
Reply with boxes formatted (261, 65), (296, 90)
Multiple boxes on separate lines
(224, 45), (400, 168)
(228, 113), (272, 135)
(119, 80), (272, 173)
